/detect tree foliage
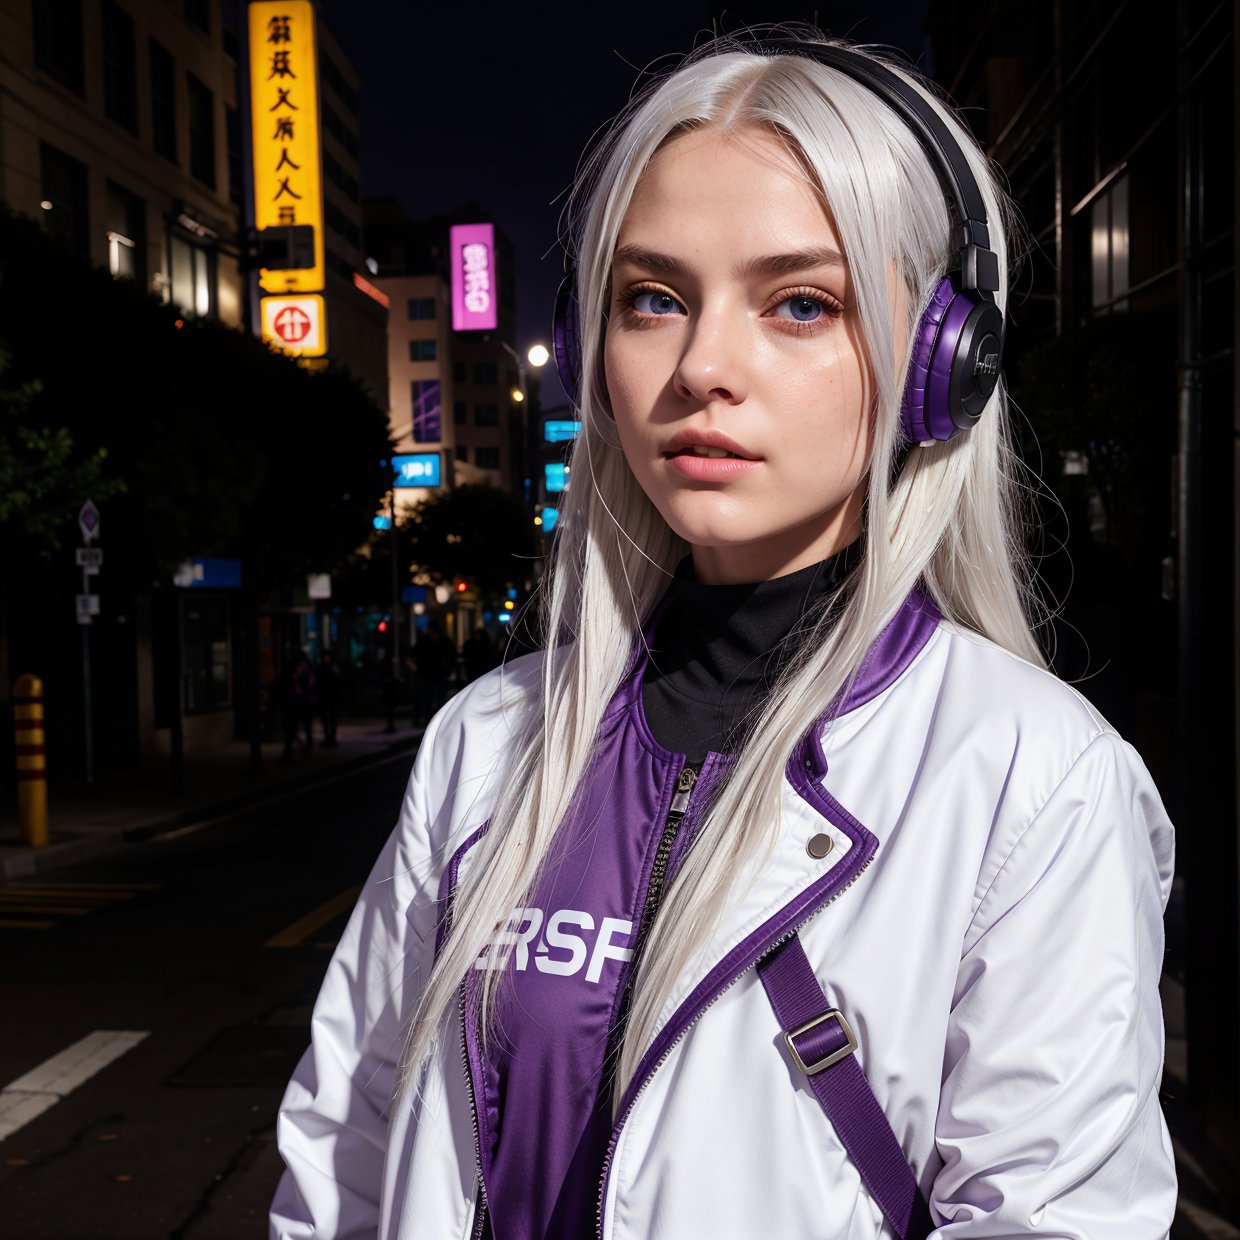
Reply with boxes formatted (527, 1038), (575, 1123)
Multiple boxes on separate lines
(401, 484), (538, 594)
(0, 345), (122, 556)
(0, 204), (391, 589)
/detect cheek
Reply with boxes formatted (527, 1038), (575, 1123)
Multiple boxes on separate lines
(604, 337), (658, 451)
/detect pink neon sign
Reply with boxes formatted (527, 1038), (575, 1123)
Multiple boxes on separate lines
(450, 222), (498, 331)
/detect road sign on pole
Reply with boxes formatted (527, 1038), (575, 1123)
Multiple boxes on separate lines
(78, 499), (101, 543)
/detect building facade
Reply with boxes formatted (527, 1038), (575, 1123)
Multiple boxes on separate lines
(0, 0), (248, 326)
(0, 0), (388, 761)
(927, 0), (1238, 1185)
(365, 198), (522, 506)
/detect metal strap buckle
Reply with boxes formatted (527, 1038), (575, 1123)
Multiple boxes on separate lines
(783, 1008), (858, 1075)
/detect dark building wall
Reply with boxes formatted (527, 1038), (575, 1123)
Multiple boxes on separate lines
(927, 0), (1238, 1169)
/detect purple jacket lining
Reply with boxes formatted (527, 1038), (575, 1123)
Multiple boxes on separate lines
(433, 588), (941, 1231)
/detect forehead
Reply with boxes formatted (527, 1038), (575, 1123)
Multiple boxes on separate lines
(615, 126), (839, 256)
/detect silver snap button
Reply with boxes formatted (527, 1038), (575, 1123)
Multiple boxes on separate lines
(807, 833), (833, 859)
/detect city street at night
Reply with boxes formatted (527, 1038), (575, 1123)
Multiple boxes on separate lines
(0, 743), (415, 1239)
(1, 0), (1238, 1235)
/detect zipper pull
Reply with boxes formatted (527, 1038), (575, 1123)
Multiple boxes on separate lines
(670, 765), (697, 816)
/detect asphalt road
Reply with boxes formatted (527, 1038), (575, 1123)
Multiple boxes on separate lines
(0, 748), (417, 1240)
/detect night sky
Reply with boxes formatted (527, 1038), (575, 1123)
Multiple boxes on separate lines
(320, 2), (932, 405)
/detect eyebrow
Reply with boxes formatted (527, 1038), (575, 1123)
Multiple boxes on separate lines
(611, 244), (848, 280)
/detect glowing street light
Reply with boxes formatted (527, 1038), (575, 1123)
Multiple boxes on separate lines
(527, 343), (550, 368)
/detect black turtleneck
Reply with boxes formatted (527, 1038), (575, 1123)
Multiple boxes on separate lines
(641, 546), (858, 766)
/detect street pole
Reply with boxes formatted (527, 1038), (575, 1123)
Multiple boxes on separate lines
(81, 579), (93, 785)
(390, 488), (401, 683)
(75, 500), (101, 785)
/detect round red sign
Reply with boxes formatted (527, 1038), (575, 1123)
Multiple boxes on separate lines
(273, 305), (312, 343)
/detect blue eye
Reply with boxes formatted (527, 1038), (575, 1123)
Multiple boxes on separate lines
(776, 295), (824, 323)
(632, 291), (684, 316)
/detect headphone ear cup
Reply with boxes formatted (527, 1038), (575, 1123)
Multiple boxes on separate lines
(901, 275), (1004, 442)
(552, 273), (582, 409)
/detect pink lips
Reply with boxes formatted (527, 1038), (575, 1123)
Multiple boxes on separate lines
(663, 427), (762, 481)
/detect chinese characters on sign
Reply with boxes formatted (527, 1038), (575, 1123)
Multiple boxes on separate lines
(248, 0), (326, 358)
(450, 223), (499, 331)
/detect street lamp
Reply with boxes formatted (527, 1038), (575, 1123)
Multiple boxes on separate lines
(497, 340), (549, 503)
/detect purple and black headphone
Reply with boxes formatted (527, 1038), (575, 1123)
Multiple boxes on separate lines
(552, 40), (1005, 444)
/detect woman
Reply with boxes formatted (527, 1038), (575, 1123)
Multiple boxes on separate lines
(270, 32), (1176, 1240)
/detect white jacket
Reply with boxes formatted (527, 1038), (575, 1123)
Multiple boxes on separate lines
(270, 617), (1176, 1239)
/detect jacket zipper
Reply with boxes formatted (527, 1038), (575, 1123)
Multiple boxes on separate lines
(459, 981), (490, 1240)
(594, 849), (874, 1238)
(603, 764), (698, 1080)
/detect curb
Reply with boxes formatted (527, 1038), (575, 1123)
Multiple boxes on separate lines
(0, 731), (422, 884)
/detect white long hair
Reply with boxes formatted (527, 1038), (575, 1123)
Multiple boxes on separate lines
(399, 31), (1042, 1102)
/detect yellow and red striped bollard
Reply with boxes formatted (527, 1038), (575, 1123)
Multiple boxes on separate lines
(14, 673), (48, 847)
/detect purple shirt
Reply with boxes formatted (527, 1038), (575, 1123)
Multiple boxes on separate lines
(473, 666), (721, 1240)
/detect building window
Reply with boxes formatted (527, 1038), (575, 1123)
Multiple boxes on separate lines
(184, 0), (210, 36)
(220, 0), (240, 59)
(323, 151), (359, 201)
(32, 0), (84, 96)
(39, 142), (88, 256)
(101, 1), (137, 132)
(324, 199), (360, 249)
(453, 401), (466, 425)
(474, 361), (498, 385)
(411, 380), (442, 444)
(182, 597), (231, 715)
(186, 74), (215, 188)
(150, 38), (176, 161)
(168, 230), (215, 318)
(321, 102), (358, 159)
(475, 447), (500, 470)
(319, 50), (357, 113)
(474, 403), (499, 427)
(225, 105), (242, 205)
(408, 297), (436, 320)
(106, 181), (145, 283)
(453, 360), (466, 382)
(455, 445), (468, 462)
(1090, 174), (1130, 313)
(408, 339), (437, 362)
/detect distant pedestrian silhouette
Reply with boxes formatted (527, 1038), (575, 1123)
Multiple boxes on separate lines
(316, 650), (342, 747)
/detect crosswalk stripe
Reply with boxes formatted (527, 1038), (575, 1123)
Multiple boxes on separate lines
(0, 1031), (149, 1142)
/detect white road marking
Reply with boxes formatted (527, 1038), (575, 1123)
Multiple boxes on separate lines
(0, 1030), (149, 1142)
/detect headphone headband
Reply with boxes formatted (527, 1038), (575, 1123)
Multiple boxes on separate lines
(752, 41), (999, 293)
(551, 39), (1006, 441)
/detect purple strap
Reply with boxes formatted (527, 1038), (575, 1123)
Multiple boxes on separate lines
(757, 935), (934, 1240)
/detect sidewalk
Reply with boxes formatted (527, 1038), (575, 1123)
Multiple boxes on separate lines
(0, 716), (423, 882)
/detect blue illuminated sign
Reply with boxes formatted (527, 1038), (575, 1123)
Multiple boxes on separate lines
(544, 462), (567, 493)
(541, 506), (559, 532)
(373, 514), (392, 530)
(543, 420), (582, 444)
(174, 558), (242, 589)
(393, 453), (441, 487)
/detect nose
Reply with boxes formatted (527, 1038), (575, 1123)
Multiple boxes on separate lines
(672, 311), (748, 406)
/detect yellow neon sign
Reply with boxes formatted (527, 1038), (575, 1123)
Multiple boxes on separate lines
(248, 1), (325, 294)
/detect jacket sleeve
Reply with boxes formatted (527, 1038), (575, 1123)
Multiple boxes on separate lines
(929, 732), (1177, 1237)
(269, 711), (448, 1240)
